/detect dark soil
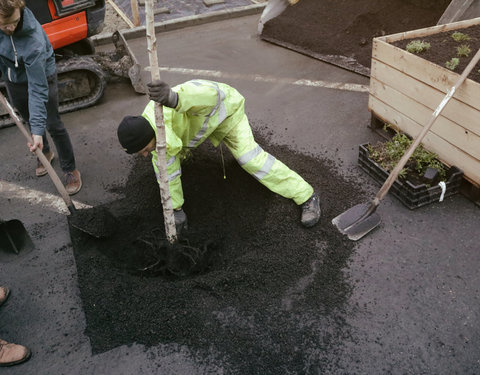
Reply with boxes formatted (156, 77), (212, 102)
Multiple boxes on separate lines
(392, 24), (480, 83)
(71, 128), (368, 373)
(261, 0), (450, 74)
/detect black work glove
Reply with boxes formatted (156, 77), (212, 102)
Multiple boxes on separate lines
(147, 80), (178, 108)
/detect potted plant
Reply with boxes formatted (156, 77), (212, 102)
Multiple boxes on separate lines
(359, 126), (463, 209)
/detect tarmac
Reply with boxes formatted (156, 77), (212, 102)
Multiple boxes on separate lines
(0, 6), (479, 375)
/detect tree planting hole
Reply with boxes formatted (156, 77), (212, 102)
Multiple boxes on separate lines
(71, 134), (366, 372)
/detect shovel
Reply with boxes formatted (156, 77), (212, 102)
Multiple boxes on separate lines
(0, 219), (34, 256)
(0, 92), (116, 239)
(332, 48), (480, 241)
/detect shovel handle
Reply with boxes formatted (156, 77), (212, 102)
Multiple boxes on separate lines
(375, 47), (480, 204)
(0, 92), (76, 213)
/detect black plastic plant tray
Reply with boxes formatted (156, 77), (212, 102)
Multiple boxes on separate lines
(358, 144), (464, 209)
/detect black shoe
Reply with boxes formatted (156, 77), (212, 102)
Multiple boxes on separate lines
(174, 208), (188, 233)
(301, 193), (321, 227)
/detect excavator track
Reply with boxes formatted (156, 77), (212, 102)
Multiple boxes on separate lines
(0, 56), (106, 129)
(0, 32), (145, 129)
(56, 56), (107, 114)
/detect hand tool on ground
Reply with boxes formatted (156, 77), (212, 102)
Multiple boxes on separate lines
(0, 92), (116, 239)
(332, 48), (480, 241)
(0, 218), (34, 256)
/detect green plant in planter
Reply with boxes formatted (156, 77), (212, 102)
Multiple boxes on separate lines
(451, 31), (470, 42)
(446, 57), (460, 70)
(406, 40), (431, 54)
(456, 44), (471, 57)
(367, 129), (447, 185)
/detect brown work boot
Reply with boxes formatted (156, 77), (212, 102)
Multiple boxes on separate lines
(0, 339), (31, 367)
(35, 150), (54, 177)
(64, 169), (82, 195)
(0, 287), (9, 307)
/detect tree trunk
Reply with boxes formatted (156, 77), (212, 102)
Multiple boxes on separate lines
(144, 0), (177, 243)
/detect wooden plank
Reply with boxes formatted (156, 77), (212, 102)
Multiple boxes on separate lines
(203, 0), (225, 5)
(368, 77), (480, 160)
(131, 0), (140, 27)
(376, 16), (480, 43)
(370, 59), (480, 137)
(107, 0), (136, 29)
(369, 96), (480, 185)
(372, 39), (480, 109)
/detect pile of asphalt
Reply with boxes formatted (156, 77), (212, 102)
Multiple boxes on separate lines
(71, 129), (367, 373)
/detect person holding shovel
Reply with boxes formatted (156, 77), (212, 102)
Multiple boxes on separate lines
(0, 286), (31, 367)
(117, 79), (321, 232)
(0, 0), (82, 194)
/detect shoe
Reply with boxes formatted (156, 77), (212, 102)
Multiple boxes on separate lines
(0, 287), (9, 307)
(174, 208), (188, 233)
(0, 339), (31, 367)
(64, 169), (82, 195)
(35, 150), (54, 177)
(301, 193), (321, 228)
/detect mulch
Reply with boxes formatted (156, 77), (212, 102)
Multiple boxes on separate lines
(71, 129), (367, 373)
(261, 0), (451, 75)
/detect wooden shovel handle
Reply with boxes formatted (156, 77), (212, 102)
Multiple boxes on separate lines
(374, 48), (480, 205)
(0, 92), (75, 213)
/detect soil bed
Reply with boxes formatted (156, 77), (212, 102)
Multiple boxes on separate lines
(261, 0), (450, 74)
(71, 129), (367, 373)
(391, 24), (480, 83)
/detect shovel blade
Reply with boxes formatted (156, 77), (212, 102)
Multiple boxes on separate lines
(332, 203), (381, 241)
(112, 31), (147, 94)
(68, 207), (117, 239)
(0, 220), (34, 256)
(128, 63), (147, 94)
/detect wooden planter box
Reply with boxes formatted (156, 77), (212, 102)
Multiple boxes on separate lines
(368, 17), (480, 188)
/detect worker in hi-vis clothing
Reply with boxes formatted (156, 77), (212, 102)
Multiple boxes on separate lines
(117, 79), (320, 232)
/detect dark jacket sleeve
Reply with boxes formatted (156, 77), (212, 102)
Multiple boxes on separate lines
(25, 52), (49, 136)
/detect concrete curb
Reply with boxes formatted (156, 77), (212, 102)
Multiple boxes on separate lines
(91, 3), (266, 46)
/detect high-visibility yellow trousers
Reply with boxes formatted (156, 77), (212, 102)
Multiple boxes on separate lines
(222, 114), (313, 206)
(158, 114), (313, 209)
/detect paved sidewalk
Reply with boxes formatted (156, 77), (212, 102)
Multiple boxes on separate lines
(111, 0), (264, 25)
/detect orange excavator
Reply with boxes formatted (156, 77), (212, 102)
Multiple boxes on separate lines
(0, 0), (145, 127)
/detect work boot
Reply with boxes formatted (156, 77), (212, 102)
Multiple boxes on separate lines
(174, 208), (188, 234)
(301, 193), (321, 228)
(35, 150), (54, 177)
(0, 339), (31, 367)
(64, 169), (82, 195)
(0, 287), (9, 307)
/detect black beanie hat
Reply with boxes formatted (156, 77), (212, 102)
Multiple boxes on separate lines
(117, 116), (155, 154)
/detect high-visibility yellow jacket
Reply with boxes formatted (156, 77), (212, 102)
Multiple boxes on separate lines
(141, 79), (247, 209)
(142, 79), (245, 156)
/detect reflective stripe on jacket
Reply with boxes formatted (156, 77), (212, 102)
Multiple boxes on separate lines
(142, 79), (246, 156)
